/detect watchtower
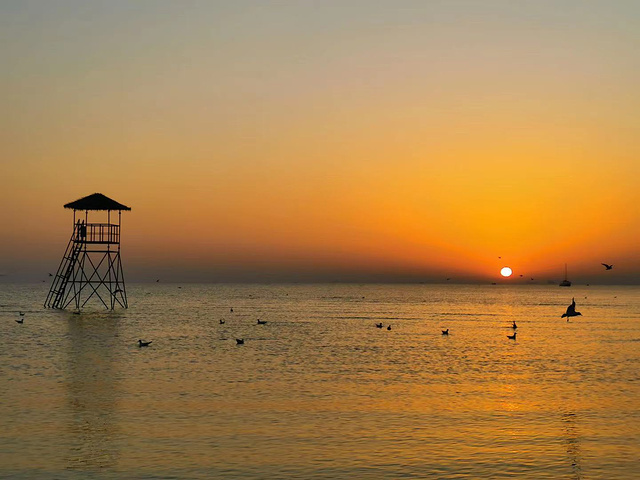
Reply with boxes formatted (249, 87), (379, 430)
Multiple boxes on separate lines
(45, 193), (131, 310)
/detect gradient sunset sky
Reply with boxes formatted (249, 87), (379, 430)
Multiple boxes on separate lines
(1, 1), (638, 283)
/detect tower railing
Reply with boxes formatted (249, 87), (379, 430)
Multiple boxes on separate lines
(77, 223), (120, 244)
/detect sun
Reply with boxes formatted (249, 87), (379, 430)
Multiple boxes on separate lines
(500, 267), (513, 277)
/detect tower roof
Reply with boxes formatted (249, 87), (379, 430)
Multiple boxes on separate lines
(64, 193), (131, 211)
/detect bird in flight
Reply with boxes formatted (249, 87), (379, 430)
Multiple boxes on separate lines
(601, 263), (613, 270)
(561, 298), (582, 321)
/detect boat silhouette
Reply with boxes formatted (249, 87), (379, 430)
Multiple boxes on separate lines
(559, 263), (571, 287)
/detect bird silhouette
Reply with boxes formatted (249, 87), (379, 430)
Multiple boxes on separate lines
(507, 332), (517, 340)
(601, 263), (613, 270)
(257, 319), (267, 325)
(138, 339), (152, 347)
(15, 318), (24, 324)
(442, 328), (449, 335)
(387, 325), (392, 331)
(561, 298), (582, 320)
(48, 273), (53, 277)
(375, 322), (383, 328)
(236, 338), (244, 345)
(219, 319), (225, 324)
(512, 321), (517, 329)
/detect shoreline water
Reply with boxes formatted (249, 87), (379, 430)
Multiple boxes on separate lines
(1, 283), (639, 479)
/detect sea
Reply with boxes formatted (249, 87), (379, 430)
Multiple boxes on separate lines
(1, 283), (639, 479)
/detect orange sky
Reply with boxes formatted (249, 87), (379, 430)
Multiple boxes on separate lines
(1, 1), (639, 283)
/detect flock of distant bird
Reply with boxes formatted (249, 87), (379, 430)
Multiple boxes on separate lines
(11, 271), (594, 346)
(12, 296), (587, 344)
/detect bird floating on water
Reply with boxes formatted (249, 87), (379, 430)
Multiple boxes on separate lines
(236, 338), (244, 345)
(442, 329), (449, 335)
(387, 325), (392, 331)
(19, 312), (25, 316)
(219, 319), (225, 324)
(512, 321), (517, 329)
(601, 263), (613, 270)
(507, 332), (517, 340)
(138, 339), (152, 347)
(257, 319), (267, 325)
(15, 318), (24, 324)
(561, 298), (582, 321)
(375, 322), (383, 328)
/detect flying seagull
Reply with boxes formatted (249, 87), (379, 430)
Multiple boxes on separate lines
(561, 298), (582, 321)
(601, 263), (613, 270)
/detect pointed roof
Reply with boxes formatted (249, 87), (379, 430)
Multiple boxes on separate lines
(64, 193), (131, 211)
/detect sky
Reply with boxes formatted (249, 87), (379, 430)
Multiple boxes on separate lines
(1, 0), (639, 283)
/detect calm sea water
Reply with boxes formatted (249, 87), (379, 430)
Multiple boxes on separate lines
(1, 283), (639, 479)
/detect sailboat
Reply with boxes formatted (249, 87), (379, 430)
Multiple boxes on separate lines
(559, 263), (571, 287)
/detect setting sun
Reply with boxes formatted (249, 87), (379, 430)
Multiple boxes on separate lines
(500, 267), (513, 277)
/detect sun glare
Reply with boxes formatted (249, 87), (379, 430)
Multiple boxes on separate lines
(500, 267), (513, 277)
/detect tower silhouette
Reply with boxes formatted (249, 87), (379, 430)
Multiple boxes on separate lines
(45, 193), (131, 310)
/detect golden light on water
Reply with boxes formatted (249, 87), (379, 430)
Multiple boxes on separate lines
(501, 267), (513, 277)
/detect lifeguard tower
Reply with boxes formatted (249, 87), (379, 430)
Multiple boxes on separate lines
(45, 193), (131, 310)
